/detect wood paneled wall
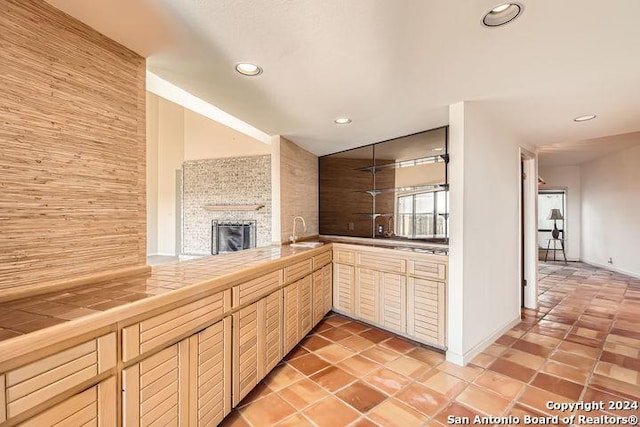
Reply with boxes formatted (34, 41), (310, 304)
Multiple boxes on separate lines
(319, 157), (395, 237)
(0, 0), (147, 291)
(319, 157), (374, 237)
(279, 137), (319, 243)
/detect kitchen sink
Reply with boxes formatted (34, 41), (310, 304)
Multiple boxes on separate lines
(290, 241), (324, 249)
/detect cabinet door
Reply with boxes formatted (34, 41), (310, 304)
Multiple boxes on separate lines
(189, 317), (231, 427)
(355, 268), (378, 323)
(283, 276), (312, 356)
(283, 282), (300, 356)
(123, 341), (188, 427)
(233, 289), (283, 406)
(232, 302), (259, 406)
(19, 376), (116, 427)
(321, 264), (333, 316)
(407, 278), (446, 347)
(298, 275), (313, 337)
(312, 270), (325, 326)
(333, 263), (355, 314)
(4, 333), (115, 421)
(261, 289), (283, 377)
(379, 272), (406, 334)
(313, 264), (333, 325)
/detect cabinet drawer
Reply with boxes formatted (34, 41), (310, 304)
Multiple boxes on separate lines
(284, 258), (313, 283)
(233, 270), (282, 307)
(408, 259), (447, 280)
(122, 290), (230, 361)
(313, 250), (332, 269)
(334, 249), (354, 265)
(18, 376), (116, 427)
(357, 252), (406, 274)
(3, 333), (115, 420)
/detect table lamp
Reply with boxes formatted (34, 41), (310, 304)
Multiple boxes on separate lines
(547, 208), (564, 239)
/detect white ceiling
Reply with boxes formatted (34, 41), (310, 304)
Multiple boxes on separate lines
(538, 131), (640, 167)
(46, 0), (640, 156)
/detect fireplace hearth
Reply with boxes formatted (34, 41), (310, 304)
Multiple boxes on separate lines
(212, 220), (256, 254)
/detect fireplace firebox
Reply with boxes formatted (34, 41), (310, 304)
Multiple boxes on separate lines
(212, 220), (256, 254)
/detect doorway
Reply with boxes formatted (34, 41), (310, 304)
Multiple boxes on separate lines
(521, 159), (525, 307)
(537, 190), (566, 261)
(519, 149), (538, 309)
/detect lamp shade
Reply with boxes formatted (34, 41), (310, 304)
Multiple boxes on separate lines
(547, 208), (564, 220)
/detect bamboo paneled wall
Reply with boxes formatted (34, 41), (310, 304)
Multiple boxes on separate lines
(0, 0), (146, 290)
(279, 137), (319, 243)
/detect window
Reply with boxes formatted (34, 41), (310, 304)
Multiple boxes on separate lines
(396, 191), (448, 239)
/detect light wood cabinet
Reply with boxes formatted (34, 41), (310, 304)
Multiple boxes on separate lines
(190, 317), (232, 427)
(232, 271), (282, 307)
(312, 251), (332, 270)
(0, 245), (333, 426)
(312, 264), (333, 325)
(353, 268), (406, 334)
(232, 289), (283, 406)
(357, 252), (406, 275)
(407, 278), (446, 347)
(333, 262), (355, 314)
(18, 376), (116, 427)
(122, 317), (232, 426)
(313, 270), (325, 325)
(321, 264), (333, 315)
(355, 268), (378, 323)
(262, 289), (284, 377)
(2, 333), (116, 423)
(284, 259), (313, 284)
(283, 276), (313, 356)
(332, 244), (447, 349)
(122, 290), (230, 362)
(408, 258), (447, 281)
(123, 341), (186, 426)
(334, 248), (355, 265)
(379, 272), (407, 334)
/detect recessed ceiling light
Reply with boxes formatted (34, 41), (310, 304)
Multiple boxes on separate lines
(235, 63), (262, 76)
(574, 114), (597, 122)
(492, 4), (511, 13)
(482, 3), (523, 27)
(334, 118), (352, 125)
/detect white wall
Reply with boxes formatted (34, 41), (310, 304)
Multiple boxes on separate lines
(448, 101), (533, 365)
(156, 97), (185, 255)
(538, 165), (581, 261)
(581, 144), (640, 277)
(146, 93), (159, 255)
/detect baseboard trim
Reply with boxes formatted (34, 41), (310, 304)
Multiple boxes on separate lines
(581, 259), (640, 279)
(446, 315), (521, 366)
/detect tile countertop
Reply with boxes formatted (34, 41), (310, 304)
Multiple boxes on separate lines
(320, 235), (449, 255)
(0, 245), (323, 344)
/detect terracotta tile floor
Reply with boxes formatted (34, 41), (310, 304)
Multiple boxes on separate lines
(222, 262), (640, 426)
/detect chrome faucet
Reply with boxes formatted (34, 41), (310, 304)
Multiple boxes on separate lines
(385, 215), (394, 237)
(290, 216), (306, 244)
